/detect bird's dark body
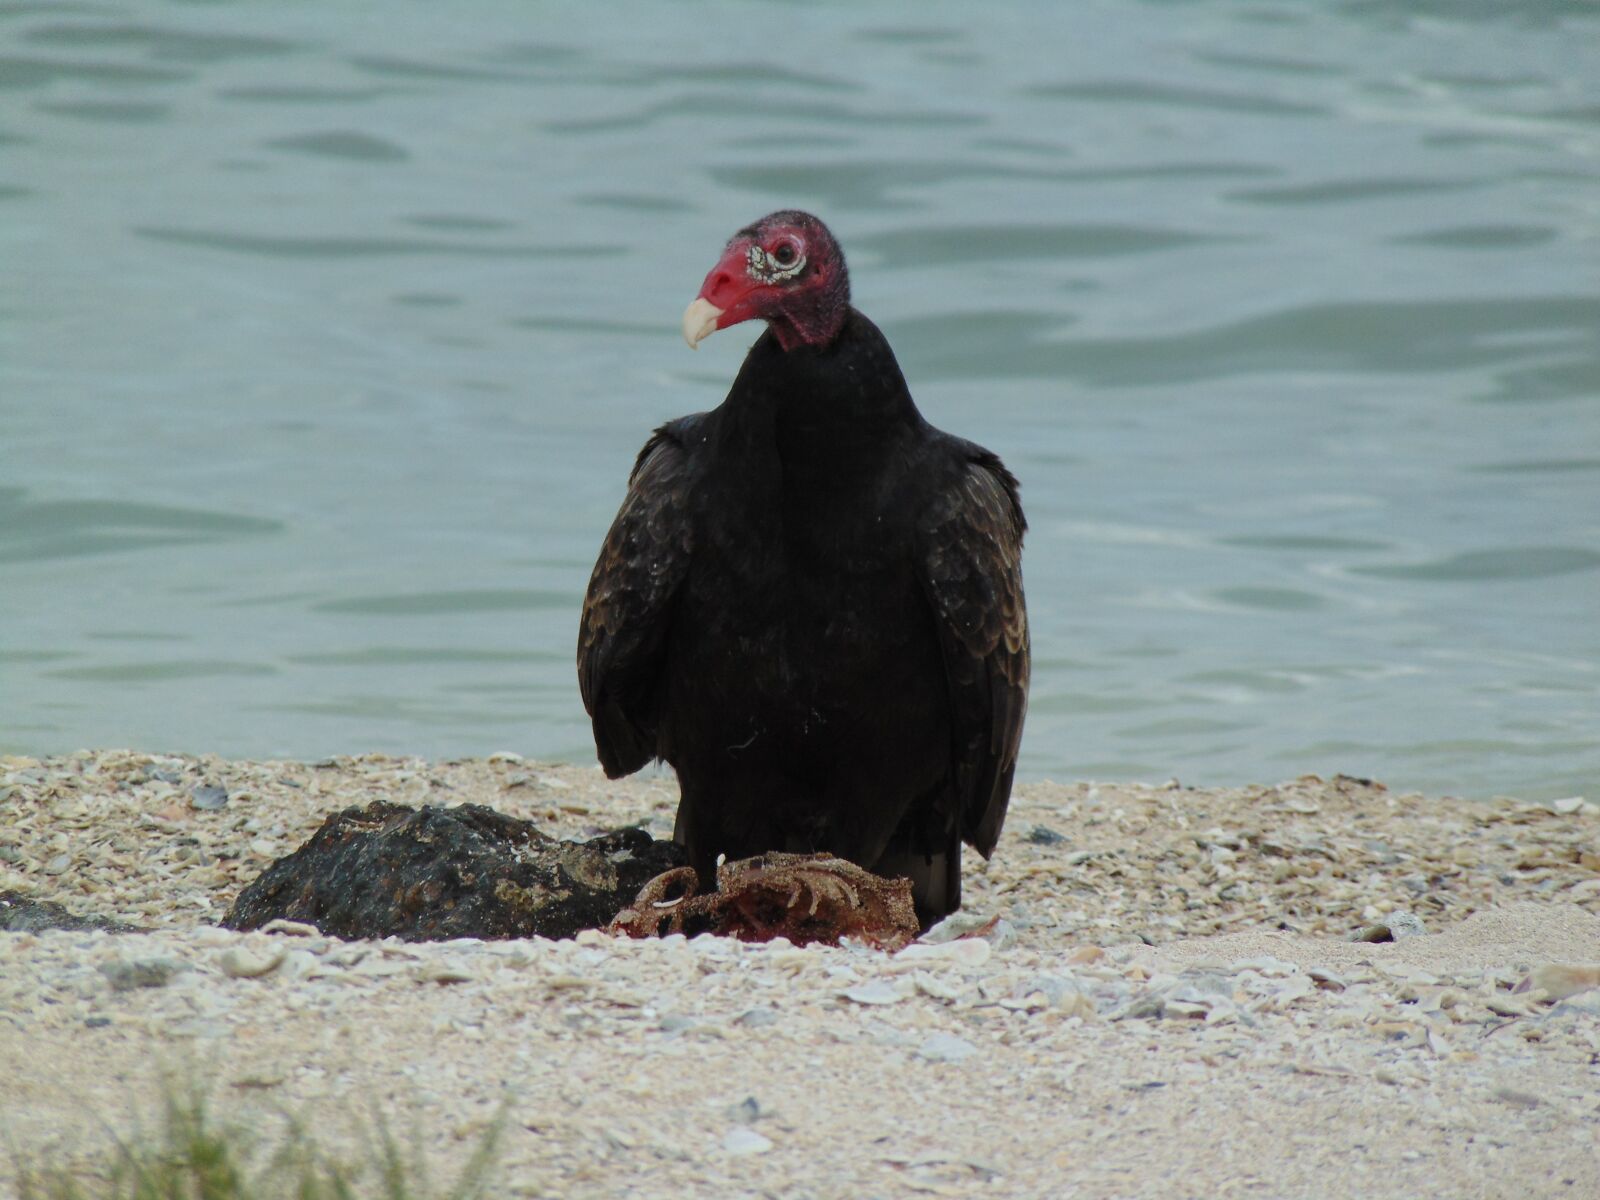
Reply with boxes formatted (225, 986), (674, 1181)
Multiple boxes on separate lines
(579, 233), (1028, 925)
(657, 318), (963, 888)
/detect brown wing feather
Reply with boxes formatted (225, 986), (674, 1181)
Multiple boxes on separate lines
(918, 450), (1029, 857)
(577, 426), (695, 778)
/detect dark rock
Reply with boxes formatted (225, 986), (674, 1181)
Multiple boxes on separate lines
(0, 891), (141, 934)
(1025, 824), (1067, 845)
(222, 801), (686, 941)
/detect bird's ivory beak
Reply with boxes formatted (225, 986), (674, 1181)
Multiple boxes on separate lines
(682, 297), (723, 349)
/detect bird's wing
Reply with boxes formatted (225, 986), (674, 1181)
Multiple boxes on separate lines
(577, 423), (696, 778)
(917, 449), (1030, 857)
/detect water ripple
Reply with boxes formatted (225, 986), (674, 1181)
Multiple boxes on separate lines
(1189, 50), (1342, 77)
(34, 98), (168, 123)
(546, 95), (978, 135)
(46, 661), (276, 683)
(1338, 0), (1598, 30)
(258, 694), (527, 726)
(575, 192), (692, 213)
(1211, 587), (1328, 612)
(264, 131), (409, 162)
(1229, 177), (1477, 205)
(1467, 458), (1600, 475)
(403, 214), (513, 232)
(855, 223), (1227, 264)
(0, 54), (189, 88)
(0, 491), (281, 565)
(21, 21), (301, 62)
(510, 316), (671, 338)
(914, 296), (1600, 384)
(285, 647), (559, 667)
(1477, 358), (1600, 405)
(1391, 224), (1557, 248)
(313, 590), (572, 616)
(219, 85), (391, 104)
(621, 61), (856, 92)
(1220, 535), (1391, 552)
(345, 54), (528, 83)
(855, 27), (963, 46)
(1027, 79), (1327, 117)
(1352, 548), (1600, 583)
(132, 226), (619, 259)
(709, 159), (1277, 211)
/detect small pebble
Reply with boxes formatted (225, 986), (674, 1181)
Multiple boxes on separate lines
(277, 949), (320, 980)
(218, 945), (286, 979)
(1309, 967), (1347, 991)
(260, 919), (323, 938)
(916, 1033), (977, 1063)
(1353, 911), (1427, 942)
(916, 912), (994, 944)
(843, 980), (904, 1006)
(913, 972), (966, 1001)
(723, 1128), (773, 1156)
(99, 958), (187, 991)
(1493, 1086), (1541, 1109)
(189, 783), (228, 811)
(231, 1070), (287, 1089)
(893, 939), (992, 969)
(417, 957), (475, 984)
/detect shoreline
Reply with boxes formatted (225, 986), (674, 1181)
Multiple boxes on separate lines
(2, 751), (1598, 1197)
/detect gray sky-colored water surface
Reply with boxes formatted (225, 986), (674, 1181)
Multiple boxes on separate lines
(3, 0), (1598, 801)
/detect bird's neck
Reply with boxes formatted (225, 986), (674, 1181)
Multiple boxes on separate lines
(707, 312), (924, 552)
(765, 270), (851, 351)
(724, 310), (922, 459)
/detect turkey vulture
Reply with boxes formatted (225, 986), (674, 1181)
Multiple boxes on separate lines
(577, 211), (1028, 924)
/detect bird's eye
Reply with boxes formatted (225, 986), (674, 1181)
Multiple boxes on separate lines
(773, 242), (798, 266)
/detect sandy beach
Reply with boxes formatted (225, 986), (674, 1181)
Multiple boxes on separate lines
(2, 751), (1597, 1198)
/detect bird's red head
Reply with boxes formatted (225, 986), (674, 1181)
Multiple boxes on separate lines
(682, 210), (851, 353)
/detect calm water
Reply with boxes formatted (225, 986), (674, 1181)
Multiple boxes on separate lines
(3, 1), (1597, 801)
